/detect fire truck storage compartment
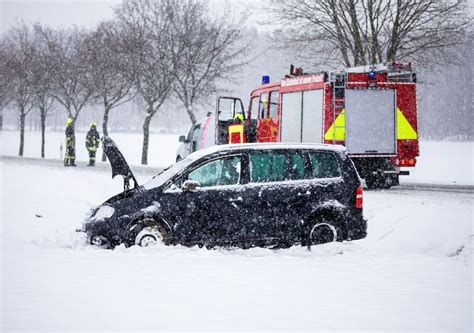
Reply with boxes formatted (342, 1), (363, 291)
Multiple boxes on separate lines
(280, 89), (323, 143)
(345, 89), (396, 155)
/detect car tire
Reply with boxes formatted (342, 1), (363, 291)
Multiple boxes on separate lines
(309, 221), (338, 246)
(365, 176), (379, 189)
(134, 224), (168, 247)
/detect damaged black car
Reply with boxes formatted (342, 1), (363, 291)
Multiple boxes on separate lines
(79, 136), (367, 248)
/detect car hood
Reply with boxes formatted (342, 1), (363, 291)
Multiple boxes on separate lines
(101, 136), (139, 190)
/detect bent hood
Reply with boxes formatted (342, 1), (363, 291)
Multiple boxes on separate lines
(101, 136), (139, 190)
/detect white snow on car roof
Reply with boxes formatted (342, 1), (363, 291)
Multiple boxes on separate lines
(196, 142), (347, 156)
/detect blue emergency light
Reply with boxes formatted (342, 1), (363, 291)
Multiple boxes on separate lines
(262, 75), (270, 84)
(369, 69), (376, 80)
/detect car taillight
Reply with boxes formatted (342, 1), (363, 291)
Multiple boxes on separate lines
(355, 185), (363, 209)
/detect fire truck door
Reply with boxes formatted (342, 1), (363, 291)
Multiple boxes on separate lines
(281, 90), (324, 143)
(345, 89), (396, 154)
(302, 90), (323, 143)
(216, 97), (245, 145)
(280, 92), (302, 142)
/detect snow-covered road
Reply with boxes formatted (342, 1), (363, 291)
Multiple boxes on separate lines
(1, 159), (472, 331)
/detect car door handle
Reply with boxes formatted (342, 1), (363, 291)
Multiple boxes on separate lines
(297, 191), (311, 197)
(229, 197), (243, 203)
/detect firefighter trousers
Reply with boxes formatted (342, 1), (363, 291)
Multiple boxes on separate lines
(88, 150), (96, 166)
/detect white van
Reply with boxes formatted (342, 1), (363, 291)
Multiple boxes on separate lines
(176, 97), (246, 161)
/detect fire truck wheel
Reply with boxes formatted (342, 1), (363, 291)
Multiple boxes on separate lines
(365, 176), (379, 189)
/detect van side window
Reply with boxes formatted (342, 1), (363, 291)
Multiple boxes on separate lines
(250, 96), (259, 120)
(249, 151), (306, 183)
(308, 152), (341, 178)
(187, 156), (241, 187)
(191, 124), (201, 152)
(269, 91), (279, 118)
(259, 92), (269, 119)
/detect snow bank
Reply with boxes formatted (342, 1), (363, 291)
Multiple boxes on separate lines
(1, 161), (472, 331)
(402, 140), (473, 186)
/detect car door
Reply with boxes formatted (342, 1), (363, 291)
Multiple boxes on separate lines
(242, 150), (311, 245)
(162, 154), (246, 246)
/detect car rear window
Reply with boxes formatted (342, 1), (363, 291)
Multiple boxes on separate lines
(250, 151), (306, 183)
(308, 152), (341, 178)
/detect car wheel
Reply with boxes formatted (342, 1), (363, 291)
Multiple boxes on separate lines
(309, 222), (337, 245)
(134, 225), (166, 247)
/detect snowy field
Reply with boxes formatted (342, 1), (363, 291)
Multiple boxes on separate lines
(1, 150), (473, 331)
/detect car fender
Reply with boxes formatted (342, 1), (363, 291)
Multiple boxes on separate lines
(302, 202), (347, 243)
(125, 213), (172, 241)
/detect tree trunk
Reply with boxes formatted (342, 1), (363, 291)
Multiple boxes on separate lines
(185, 104), (197, 126)
(40, 109), (46, 158)
(18, 109), (26, 157)
(141, 112), (153, 165)
(101, 105), (111, 162)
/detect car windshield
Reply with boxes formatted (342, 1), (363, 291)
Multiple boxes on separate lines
(143, 159), (193, 190)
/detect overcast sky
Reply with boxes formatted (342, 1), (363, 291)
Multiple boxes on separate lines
(0, 0), (268, 33)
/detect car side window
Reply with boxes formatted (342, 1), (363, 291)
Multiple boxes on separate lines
(249, 151), (305, 183)
(191, 124), (201, 152)
(308, 152), (341, 178)
(186, 156), (241, 187)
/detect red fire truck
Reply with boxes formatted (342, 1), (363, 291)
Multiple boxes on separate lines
(177, 62), (419, 189)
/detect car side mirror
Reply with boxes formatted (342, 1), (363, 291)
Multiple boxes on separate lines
(179, 135), (186, 142)
(182, 180), (200, 192)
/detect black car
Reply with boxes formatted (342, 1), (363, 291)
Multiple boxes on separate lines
(80, 136), (367, 248)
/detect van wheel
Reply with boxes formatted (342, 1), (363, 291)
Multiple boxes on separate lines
(309, 222), (337, 245)
(134, 225), (167, 247)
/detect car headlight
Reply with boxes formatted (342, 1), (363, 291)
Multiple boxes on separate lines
(93, 205), (115, 221)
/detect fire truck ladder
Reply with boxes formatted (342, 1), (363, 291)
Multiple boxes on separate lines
(330, 72), (347, 144)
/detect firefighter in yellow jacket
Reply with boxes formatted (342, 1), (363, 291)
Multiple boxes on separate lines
(64, 117), (77, 167)
(85, 122), (100, 166)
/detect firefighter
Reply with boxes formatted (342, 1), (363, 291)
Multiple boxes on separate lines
(64, 117), (77, 167)
(228, 113), (245, 144)
(85, 122), (100, 166)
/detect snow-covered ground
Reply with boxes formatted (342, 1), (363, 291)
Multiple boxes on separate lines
(1, 155), (472, 331)
(1, 129), (473, 185)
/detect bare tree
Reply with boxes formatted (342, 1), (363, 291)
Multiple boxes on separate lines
(39, 27), (93, 124)
(0, 37), (14, 131)
(169, 0), (249, 125)
(31, 24), (57, 158)
(85, 21), (136, 162)
(269, 0), (471, 68)
(116, 0), (175, 165)
(3, 23), (35, 156)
